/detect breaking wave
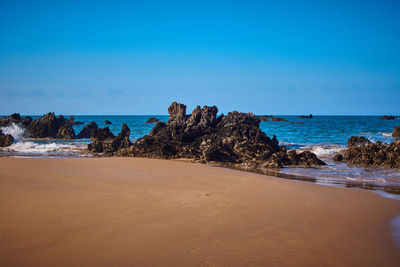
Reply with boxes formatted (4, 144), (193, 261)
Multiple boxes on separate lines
(2, 141), (81, 154)
(0, 123), (25, 140)
(309, 145), (344, 156)
(0, 123), (88, 157)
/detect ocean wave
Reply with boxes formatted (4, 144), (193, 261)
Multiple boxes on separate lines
(382, 132), (393, 137)
(2, 141), (85, 154)
(308, 144), (344, 156)
(0, 123), (25, 140)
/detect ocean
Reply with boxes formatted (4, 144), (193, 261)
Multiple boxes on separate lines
(1, 115), (400, 192)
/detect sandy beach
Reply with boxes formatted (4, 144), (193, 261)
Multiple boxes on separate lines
(0, 157), (399, 266)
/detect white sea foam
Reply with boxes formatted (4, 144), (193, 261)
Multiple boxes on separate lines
(382, 132), (393, 137)
(2, 141), (77, 153)
(0, 123), (25, 140)
(279, 141), (298, 146)
(309, 145), (344, 156)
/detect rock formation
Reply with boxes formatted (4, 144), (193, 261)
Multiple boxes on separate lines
(88, 124), (131, 154)
(106, 102), (326, 168)
(343, 136), (400, 168)
(146, 117), (160, 123)
(392, 126), (400, 138)
(298, 114), (313, 119)
(380, 115), (395, 120)
(333, 153), (344, 162)
(347, 136), (370, 147)
(270, 116), (288, 122)
(69, 115), (84, 125)
(105, 120), (112, 125)
(55, 123), (76, 139)
(77, 121), (98, 139)
(256, 116), (269, 122)
(0, 130), (14, 147)
(0, 113), (32, 128)
(28, 112), (76, 139)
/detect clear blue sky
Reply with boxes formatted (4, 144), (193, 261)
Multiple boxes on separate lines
(0, 0), (399, 115)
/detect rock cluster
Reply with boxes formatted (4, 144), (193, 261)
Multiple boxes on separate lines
(77, 121), (98, 138)
(270, 116), (287, 122)
(106, 102), (326, 168)
(343, 136), (400, 168)
(1, 112), (78, 139)
(298, 114), (313, 119)
(333, 153), (344, 162)
(105, 120), (112, 125)
(69, 115), (84, 125)
(146, 117), (160, 123)
(392, 126), (400, 138)
(28, 112), (76, 139)
(380, 115), (395, 120)
(88, 124), (131, 154)
(256, 116), (269, 122)
(0, 113), (32, 128)
(0, 130), (14, 147)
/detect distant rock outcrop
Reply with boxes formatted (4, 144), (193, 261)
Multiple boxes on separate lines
(0, 130), (14, 147)
(105, 120), (112, 125)
(146, 117), (160, 123)
(256, 116), (269, 122)
(90, 102), (326, 168)
(392, 126), (400, 138)
(343, 136), (400, 168)
(28, 112), (76, 139)
(298, 114), (313, 119)
(380, 115), (395, 120)
(299, 114), (314, 119)
(69, 115), (84, 125)
(77, 121), (98, 139)
(270, 116), (287, 122)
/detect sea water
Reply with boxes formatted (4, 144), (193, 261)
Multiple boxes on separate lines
(1, 115), (400, 192)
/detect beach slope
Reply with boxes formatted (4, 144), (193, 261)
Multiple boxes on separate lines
(0, 158), (399, 266)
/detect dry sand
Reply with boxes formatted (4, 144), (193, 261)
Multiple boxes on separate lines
(0, 157), (399, 266)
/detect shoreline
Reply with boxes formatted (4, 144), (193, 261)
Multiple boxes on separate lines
(0, 157), (399, 266)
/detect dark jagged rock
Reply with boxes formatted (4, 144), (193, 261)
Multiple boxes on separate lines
(113, 102), (326, 168)
(0, 130), (14, 147)
(0, 113), (33, 128)
(146, 117), (160, 123)
(347, 136), (370, 147)
(20, 117), (33, 127)
(55, 122), (76, 139)
(105, 120), (112, 125)
(380, 115), (395, 120)
(270, 116), (287, 122)
(88, 125), (131, 154)
(28, 112), (75, 139)
(69, 115), (84, 125)
(256, 116), (269, 122)
(393, 126), (400, 138)
(344, 136), (400, 168)
(77, 121), (98, 139)
(298, 114), (313, 119)
(333, 153), (344, 162)
(90, 127), (114, 140)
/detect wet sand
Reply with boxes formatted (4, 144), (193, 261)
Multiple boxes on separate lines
(0, 157), (399, 266)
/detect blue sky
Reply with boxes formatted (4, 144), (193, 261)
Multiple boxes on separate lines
(0, 0), (399, 115)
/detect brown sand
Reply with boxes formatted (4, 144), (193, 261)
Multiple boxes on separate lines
(0, 157), (399, 266)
